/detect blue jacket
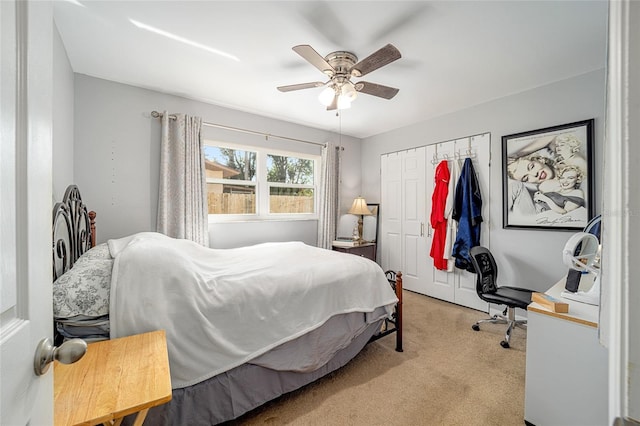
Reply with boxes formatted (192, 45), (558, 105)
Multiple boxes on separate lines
(452, 158), (483, 272)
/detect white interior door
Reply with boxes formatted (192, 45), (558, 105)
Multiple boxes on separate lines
(423, 134), (491, 312)
(1, 1), (54, 424)
(451, 134), (491, 312)
(380, 149), (428, 292)
(401, 148), (427, 294)
(380, 153), (402, 272)
(425, 141), (456, 301)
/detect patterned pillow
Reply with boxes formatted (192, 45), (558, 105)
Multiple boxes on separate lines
(75, 243), (111, 264)
(53, 257), (113, 319)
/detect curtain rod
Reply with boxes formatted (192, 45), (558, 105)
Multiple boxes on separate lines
(151, 111), (325, 147)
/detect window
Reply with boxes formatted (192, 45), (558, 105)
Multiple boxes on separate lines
(204, 142), (319, 220)
(267, 154), (315, 214)
(204, 146), (257, 215)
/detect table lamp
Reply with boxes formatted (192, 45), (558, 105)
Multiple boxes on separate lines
(348, 197), (372, 244)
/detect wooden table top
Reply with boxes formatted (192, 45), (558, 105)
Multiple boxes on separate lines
(54, 330), (172, 426)
(527, 275), (599, 328)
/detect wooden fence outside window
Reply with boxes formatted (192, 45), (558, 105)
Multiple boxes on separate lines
(208, 193), (314, 215)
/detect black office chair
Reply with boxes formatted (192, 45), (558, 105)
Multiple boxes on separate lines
(468, 246), (535, 348)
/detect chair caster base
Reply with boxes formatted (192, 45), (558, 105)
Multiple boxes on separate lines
(500, 340), (510, 349)
(472, 324), (480, 331)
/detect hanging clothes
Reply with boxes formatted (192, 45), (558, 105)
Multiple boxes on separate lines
(452, 158), (483, 272)
(430, 160), (450, 270)
(443, 157), (460, 272)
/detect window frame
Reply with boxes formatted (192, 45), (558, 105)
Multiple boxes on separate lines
(204, 140), (320, 222)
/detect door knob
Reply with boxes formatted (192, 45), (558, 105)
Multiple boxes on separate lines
(34, 337), (87, 376)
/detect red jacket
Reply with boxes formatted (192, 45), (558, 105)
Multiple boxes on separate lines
(430, 160), (450, 270)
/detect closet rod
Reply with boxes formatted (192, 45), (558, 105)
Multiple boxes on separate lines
(151, 111), (325, 147)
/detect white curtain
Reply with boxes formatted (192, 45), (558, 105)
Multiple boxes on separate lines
(317, 143), (341, 249)
(157, 112), (209, 246)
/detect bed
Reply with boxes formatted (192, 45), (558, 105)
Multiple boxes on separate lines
(52, 185), (403, 425)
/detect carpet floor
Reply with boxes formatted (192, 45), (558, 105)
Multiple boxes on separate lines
(229, 290), (527, 426)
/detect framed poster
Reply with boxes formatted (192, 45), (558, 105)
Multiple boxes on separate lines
(502, 119), (594, 230)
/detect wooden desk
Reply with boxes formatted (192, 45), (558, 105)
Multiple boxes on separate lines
(524, 276), (608, 426)
(54, 330), (172, 426)
(528, 274), (599, 327)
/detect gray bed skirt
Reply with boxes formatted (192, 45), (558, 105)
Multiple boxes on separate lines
(136, 320), (382, 425)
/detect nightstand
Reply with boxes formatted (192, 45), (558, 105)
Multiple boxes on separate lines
(332, 242), (376, 261)
(54, 330), (172, 426)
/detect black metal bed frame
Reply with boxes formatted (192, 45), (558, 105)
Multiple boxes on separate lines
(52, 185), (95, 282)
(368, 270), (403, 352)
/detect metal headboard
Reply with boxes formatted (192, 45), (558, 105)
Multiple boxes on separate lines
(52, 185), (96, 281)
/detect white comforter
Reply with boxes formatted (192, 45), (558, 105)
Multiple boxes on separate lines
(108, 232), (398, 389)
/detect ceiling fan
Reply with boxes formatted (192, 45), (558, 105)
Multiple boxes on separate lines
(277, 43), (401, 110)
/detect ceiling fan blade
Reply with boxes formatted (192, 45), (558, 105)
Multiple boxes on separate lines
(369, 5), (429, 44)
(292, 45), (335, 76)
(300, 2), (350, 47)
(277, 81), (325, 92)
(356, 81), (399, 99)
(350, 44), (401, 77)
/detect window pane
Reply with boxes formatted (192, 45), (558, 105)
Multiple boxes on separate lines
(269, 187), (314, 214)
(207, 183), (256, 214)
(204, 146), (256, 181)
(267, 155), (314, 184)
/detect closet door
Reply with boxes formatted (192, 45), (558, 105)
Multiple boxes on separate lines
(380, 152), (402, 272)
(424, 134), (491, 312)
(425, 141), (456, 301)
(380, 148), (427, 293)
(400, 148), (428, 293)
(453, 133), (491, 311)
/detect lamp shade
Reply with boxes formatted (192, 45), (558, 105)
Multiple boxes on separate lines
(337, 95), (351, 110)
(348, 197), (372, 216)
(318, 86), (335, 106)
(341, 82), (358, 101)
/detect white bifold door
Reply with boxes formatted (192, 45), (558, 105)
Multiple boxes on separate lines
(424, 134), (491, 311)
(380, 133), (490, 312)
(380, 148), (428, 294)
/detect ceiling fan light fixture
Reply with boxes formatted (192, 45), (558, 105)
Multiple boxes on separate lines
(318, 86), (336, 106)
(337, 95), (352, 110)
(341, 83), (358, 101)
(283, 44), (400, 109)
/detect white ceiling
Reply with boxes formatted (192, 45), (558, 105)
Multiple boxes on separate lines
(53, 1), (608, 139)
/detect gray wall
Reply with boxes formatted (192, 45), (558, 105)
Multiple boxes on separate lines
(72, 75), (362, 247)
(64, 61), (605, 292)
(361, 69), (606, 293)
(52, 24), (74, 202)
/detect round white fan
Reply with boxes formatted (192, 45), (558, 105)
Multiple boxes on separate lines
(561, 232), (601, 305)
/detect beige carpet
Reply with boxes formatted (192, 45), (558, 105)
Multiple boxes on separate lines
(230, 290), (527, 426)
